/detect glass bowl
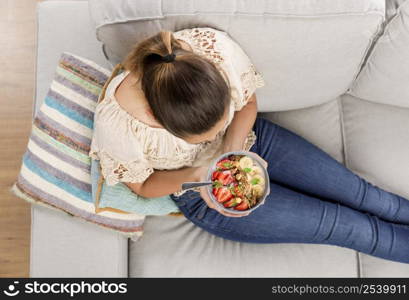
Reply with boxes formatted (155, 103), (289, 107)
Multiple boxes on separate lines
(205, 151), (270, 216)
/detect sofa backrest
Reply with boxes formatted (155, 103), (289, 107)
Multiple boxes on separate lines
(348, 0), (409, 109)
(89, 0), (385, 111)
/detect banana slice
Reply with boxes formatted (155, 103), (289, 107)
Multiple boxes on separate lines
(246, 173), (253, 181)
(239, 156), (253, 170)
(255, 166), (264, 174)
(252, 184), (265, 197)
(250, 174), (265, 186)
(249, 166), (263, 176)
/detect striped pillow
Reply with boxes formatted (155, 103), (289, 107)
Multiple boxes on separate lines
(10, 52), (145, 241)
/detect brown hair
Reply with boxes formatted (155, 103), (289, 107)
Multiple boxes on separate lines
(121, 30), (231, 139)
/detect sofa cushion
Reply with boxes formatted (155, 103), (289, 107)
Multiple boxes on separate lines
(259, 98), (344, 164)
(386, 0), (407, 21)
(130, 214), (358, 277)
(360, 254), (409, 277)
(340, 94), (409, 276)
(88, 0), (385, 111)
(30, 203), (128, 277)
(11, 52), (145, 241)
(34, 1), (111, 118)
(340, 94), (409, 199)
(348, 0), (409, 108)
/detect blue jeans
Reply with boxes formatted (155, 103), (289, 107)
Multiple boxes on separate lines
(169, 117), (409, 264)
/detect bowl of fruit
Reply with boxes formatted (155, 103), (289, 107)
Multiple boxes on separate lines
(206, 151), (270, 215)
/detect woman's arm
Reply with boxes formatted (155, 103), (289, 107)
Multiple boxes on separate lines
(124, 166), (204, 198)
(222, 93), (258, 152)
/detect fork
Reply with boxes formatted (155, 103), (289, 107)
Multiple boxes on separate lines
(181, 181), (213, 191)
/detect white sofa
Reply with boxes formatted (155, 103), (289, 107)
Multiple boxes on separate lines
(30, 0), (409, 277)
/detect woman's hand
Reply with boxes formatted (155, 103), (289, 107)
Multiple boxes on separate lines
(194, 166), (250, 218)
(222, 139), (244, 154)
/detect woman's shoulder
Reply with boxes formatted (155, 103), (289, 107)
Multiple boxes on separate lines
(114, 71), (165, 129)
(96, 69), (164, 130)
(93, 70), (195, 151)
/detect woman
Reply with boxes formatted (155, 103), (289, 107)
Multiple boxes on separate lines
(89, 28), (409, 264)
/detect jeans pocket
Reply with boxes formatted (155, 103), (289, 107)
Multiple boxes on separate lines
(169, 191), (193, 207)
(187, 195), (205, 215)
(171, 190), (201, 212)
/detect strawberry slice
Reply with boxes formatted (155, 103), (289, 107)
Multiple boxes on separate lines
(215, 187), (233, 203)
(217, 170), (234, 185)
(212, 187), (220, 197)
(212, 171), (222, 181)
(234, 199), (249, 211)
(216, 159), (234, 170)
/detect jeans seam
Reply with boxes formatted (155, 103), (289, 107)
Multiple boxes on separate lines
(391, 196), (401, 223)
(265, 123), (283, 171)
(254, 118), (280, 171)
(368, 215), (379, 255)
(322, 203), (340, 241)
(358, 180), (369, 210)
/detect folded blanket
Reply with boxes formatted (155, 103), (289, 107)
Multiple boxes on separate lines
(91, 158), (180, 215)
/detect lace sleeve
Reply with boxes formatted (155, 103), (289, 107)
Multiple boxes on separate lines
(225, 34), (265, 111)
(89, 111), (154, 186)
(94, 149), (154, 186)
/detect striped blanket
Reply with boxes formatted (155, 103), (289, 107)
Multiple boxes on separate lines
(10, 52), (145, 241)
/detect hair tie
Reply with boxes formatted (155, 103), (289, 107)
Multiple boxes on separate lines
(161, 52), (176, 63)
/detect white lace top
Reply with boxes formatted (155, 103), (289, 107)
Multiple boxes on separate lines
(89, 27), (265, 197)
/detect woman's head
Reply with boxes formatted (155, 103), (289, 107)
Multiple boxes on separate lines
(122, 30), (231, 144)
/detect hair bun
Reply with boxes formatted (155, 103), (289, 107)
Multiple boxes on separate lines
(161, 52), (176, 63)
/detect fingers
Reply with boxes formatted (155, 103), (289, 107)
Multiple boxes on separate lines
(223, 211), (249, 218)
(208, 203), (217, 210)
(205, 200), (250, 217)
(211, 206), (250, 218)
(259, 156), (268, 169)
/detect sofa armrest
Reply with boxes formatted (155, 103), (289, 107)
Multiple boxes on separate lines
(30, 0), (127, 277)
